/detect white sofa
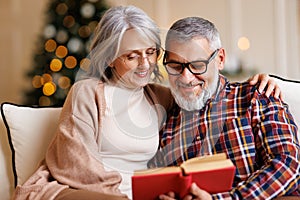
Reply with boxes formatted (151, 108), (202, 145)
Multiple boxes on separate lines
(0, 75), (299, 200)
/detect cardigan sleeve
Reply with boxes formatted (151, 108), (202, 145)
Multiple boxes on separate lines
(46, 79), (125, 195)
(13, 79), (127, 200)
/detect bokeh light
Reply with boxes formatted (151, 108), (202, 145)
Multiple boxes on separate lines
(58, 76), (71, 89)
(238, 36), (250, 51)
(50, 58), (63, 72)
(88, 21), (98, 32)
(55, 45), (68, 58)
(39, 96), (51, 106)
(32, 75), (43, 88)
(56, 30), (69, 44)
(64, 56), (77, 69)
(78, 25), (91, 38)
(80, 57), (90, 71)
(42, 73), (53, 83)
(56, 3), (68, 15)
(45, 39), (57, 52)
(63, 15), (75, 28)
(43, 82), (56, 96)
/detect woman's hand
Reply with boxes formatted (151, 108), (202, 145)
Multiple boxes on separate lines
(248, 74), (283, 100)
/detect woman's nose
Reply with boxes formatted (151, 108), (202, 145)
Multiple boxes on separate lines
(139, 56), (150, 67)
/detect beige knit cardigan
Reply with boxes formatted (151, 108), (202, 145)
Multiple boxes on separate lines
(12, 78), (174, 200)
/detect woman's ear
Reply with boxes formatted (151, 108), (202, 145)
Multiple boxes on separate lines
(217, 48), (225, 70)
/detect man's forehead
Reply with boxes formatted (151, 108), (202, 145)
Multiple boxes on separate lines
(165, 38), (211, 60)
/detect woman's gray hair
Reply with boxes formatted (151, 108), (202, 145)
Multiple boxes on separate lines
(86, 5), (162, 82)
(165, 17), (221, 51)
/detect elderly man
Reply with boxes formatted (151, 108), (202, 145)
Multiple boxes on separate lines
(150, 16), (300, 200)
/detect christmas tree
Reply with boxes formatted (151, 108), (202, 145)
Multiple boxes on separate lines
(24, 0), (108, 106)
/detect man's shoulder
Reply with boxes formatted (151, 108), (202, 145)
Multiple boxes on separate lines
(226, 81), (258, 96)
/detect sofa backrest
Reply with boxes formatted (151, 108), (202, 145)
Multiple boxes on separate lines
(270, 74), (300, 138)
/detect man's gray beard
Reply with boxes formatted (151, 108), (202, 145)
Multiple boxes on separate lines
(170, 86), (211, 111)
(170, 72), (219, 111)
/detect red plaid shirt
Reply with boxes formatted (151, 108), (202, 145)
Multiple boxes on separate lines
(149, 75), (300, 199)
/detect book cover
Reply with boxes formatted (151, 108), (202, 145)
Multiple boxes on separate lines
(131, 153), (235, 200)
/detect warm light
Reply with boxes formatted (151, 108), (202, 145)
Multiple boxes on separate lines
(50, 58), (63, 72)
(32, 75), (43, 88)
(88, 21), (98, 32)
(80, 58), (91, 71)
(43, 82), (56, 96)
(56, 30), (69, 44)
(64, 56), (77, 69)
(56, 3), (68, 15)
(63, 15), (75, 28)
(238, 37), (250, 51)
(55, 45), (68, 58)
(58, 76), (71, 89)
(45, 39), (57, 52)
(78, 25), (91, 38)
(42, 73), (52, 83)
(39, 96), (51, 106)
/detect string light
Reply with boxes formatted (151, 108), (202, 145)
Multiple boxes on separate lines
(64, 56), (77, 69)
(55, 45), (68, 58)
(45, 39), (57, 52)
(238, 37), (250, 51)
(32, 75), (43, 88)
(50, 58), (63, 72)
(80, 58), (91, 71)
(58, 76), (71, 89)
(63, 15), (75, 28)
(26, 0), (108, 106)
(39, 96), (51, 106)
(43, 82), (56, 96)
(42, 73), (53, 83)
(56, 3), (68, 15)
(78, 25), (91, 38)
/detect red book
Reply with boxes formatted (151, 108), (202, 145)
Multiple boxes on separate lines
(131, 153), (235, 200)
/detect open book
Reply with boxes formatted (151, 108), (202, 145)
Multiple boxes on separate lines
(131, 153), (235, 200)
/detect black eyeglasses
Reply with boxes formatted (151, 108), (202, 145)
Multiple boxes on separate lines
(163, 49), (219, 76)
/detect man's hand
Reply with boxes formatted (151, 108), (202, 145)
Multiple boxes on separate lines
(158, 183), (212, 200)
(248, 74), (283, 100)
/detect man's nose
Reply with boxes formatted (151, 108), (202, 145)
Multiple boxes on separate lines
(181, 65), (194, 80)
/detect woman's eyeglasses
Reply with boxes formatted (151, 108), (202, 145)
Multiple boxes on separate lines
(119, 47), (163, 68)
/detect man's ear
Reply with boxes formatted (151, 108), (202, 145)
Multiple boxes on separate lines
(217, 48), (225, 70)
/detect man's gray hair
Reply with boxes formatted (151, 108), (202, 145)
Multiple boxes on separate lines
(165, 17), (221, 51)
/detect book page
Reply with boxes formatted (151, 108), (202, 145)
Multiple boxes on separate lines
(182, 159), (234, 173)
(134, 166), (181, 176)
(180, 153), (227, 166)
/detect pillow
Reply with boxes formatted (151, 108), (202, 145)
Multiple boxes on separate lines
(270, 74), (300, 138)
(0, 103), (62, 186)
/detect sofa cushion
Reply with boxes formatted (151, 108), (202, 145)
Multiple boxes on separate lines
(0, 103), (62, 186)
(270, 74), (300, 138)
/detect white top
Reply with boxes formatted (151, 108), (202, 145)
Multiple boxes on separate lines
(101, 84), (159, 199)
